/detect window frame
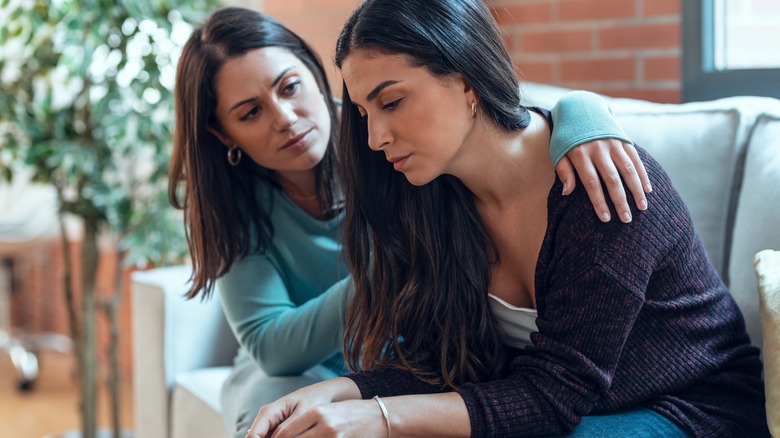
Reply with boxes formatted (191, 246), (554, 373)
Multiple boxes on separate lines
(682, 0), (780, 102)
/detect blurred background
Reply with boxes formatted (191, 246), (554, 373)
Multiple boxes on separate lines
(1, 0), (778, 437)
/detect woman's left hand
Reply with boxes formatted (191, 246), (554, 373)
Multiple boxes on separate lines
(556, 138), (651, 223)
(262, 399), (388, 438)
(246, 377), (364, 438)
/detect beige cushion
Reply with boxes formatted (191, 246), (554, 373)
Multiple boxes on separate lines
(755, 249), (780, 437)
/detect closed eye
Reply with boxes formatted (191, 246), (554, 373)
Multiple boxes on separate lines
(382, 98), (402, 110)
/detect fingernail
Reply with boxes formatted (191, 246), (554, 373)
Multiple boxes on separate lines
(639, 198), (648, 210)
(561, 182), (568, 195)
(645, 183), (653, 193)
(621, 211), (632, 223)
(601, 212), (611, 222)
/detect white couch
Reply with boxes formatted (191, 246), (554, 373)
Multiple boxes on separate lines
(132, 83), (780, 438)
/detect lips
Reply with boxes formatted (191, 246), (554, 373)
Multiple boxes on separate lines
(387, 154), (411, 171)
(279, 129), (312, 150)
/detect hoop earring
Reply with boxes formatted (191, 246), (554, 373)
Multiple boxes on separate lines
(227, 146), (242, 166)
(471, 101), (477, 118)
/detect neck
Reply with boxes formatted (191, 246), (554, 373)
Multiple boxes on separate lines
(450, 111), (553, 211)
(276, 169), (318, 201)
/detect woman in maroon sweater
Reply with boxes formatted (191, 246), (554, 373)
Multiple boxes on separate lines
(246, 0), (768, 437)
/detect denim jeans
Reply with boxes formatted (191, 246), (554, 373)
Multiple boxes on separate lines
(550, 408), (689, 437)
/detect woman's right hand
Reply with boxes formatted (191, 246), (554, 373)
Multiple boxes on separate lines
(246, 377), (361, 438)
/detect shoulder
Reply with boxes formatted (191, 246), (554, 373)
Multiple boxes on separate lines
(545, 147), (694, 281)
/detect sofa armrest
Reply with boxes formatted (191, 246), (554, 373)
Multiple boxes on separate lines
(755, 249), (780, 437)
(132, 265), (239, 438)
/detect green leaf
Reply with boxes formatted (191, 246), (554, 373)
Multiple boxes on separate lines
(0, 0), (219, 266)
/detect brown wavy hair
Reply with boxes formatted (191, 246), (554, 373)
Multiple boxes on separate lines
(169, 7), (340, 299)
(335, 0), (531, 388)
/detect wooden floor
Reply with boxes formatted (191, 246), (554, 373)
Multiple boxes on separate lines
(0, 350), (134, 438)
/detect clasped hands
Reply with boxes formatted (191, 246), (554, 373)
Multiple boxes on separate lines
(245, 377), (387, 438)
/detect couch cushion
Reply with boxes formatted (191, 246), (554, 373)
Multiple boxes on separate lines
(754, 250), (780, 437)
(730, 115), (780, 350)
(613, 108), (744, 279)
(170, 367), (232, 438)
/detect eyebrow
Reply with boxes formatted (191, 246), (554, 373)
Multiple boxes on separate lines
(228, 67), (294, 113)
(366, 80), (400, 102)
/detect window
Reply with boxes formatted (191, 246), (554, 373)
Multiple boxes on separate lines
(682, 0), (780, 101)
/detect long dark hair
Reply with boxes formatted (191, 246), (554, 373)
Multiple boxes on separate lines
(336, 0), (531, 388)
(169, 7), (340, 299)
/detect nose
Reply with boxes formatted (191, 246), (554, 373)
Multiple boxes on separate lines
(366, 117), (392, 151)
(272, 100), (298, 131)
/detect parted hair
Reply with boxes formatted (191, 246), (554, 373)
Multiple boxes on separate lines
(169, 7), (340, 299)
(335, 0), (531, 388)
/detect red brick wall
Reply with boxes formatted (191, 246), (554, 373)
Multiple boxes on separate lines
(8, 240), (137, 379)
(260, 0), (362, 94)
(488, 0), (681, 103)
(253, 0), (681, 103)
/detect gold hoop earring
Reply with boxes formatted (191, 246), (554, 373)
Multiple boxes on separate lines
(227, 146), (242, 166)
(471, 101), (477, 118)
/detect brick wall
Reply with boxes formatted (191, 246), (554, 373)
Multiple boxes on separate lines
(259, 0), (362, 93)
(7, 240), (137, 378)
(488, 0), (681, 103)
(253, 0), (681, 103)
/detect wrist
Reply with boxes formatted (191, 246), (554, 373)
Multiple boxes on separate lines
(373, 395), (392, 438)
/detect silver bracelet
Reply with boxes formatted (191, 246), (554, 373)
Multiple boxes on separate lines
(372, 395), (391, 438)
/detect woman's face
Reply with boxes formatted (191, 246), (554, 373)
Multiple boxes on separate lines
(341, 49), (475, 186)
(212, 47), (331, 174)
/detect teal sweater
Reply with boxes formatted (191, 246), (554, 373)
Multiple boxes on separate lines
(217, 90), (631, 376)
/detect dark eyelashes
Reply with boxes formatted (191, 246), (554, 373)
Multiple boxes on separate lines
(353, 97), (402, 119)
(382, 98), (401, 110)
(240, 107), (258, 121)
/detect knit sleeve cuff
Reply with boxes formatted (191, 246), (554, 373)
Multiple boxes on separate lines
(345, 368), (442, 399)
(456, 384), (488, 438)
(549, 90), (633, 166)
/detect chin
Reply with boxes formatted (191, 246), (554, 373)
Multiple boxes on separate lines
(304, 142), (329, 168)
(402, 171), (435, 187)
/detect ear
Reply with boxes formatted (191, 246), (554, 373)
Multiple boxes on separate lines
(452, 72), (477, 105)
(208, 126), (233, 148)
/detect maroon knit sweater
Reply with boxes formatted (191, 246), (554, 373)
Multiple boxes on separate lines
(347, 147), (768, 437)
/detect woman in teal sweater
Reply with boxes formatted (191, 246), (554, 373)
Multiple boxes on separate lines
(168, 7), (647, 438)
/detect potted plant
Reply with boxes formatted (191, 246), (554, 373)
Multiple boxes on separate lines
(0, 0), (219, 436)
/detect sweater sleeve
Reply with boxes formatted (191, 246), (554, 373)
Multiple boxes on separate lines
(347, 367), (445, 398)
(218, 254), (354, 376)
(548, 90), (633, 166)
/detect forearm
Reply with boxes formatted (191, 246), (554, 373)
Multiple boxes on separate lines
(347, 369), (469, 436)
(382, 392), (470, 438)
(242, 278), (353, 375)
(317, 376), (363, 401)
(220, 263), (354, 375)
